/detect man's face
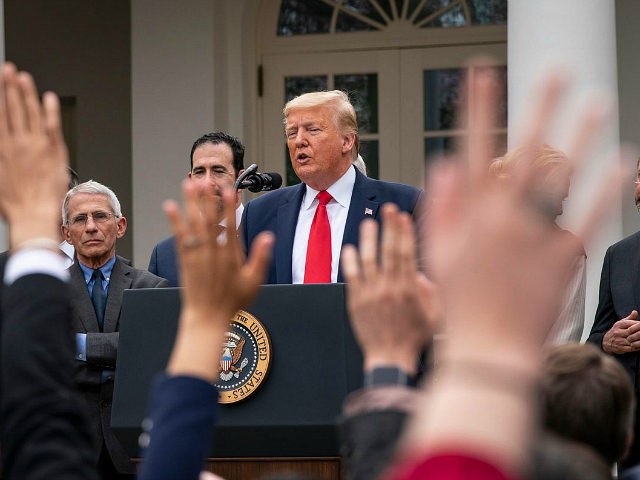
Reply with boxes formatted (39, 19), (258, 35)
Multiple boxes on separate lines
(62, 193), (126, 268)
(188, 142), (241, 220)
(285, 105), (355, 191)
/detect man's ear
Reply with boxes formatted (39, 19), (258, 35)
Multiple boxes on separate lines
(61, 223), (71, 242)
(116, 216), (127, 239)
(342, 133), (356, 155)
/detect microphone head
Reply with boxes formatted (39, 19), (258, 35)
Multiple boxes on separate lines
(241, 171), (284, 192)
(268, 172), (283, 190)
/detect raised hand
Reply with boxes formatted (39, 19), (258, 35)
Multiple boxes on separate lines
(0, 62), (68, 248)
(164, 182), (273, 382)
(342, 203), (439, 375)
(395, 65), (627, 476)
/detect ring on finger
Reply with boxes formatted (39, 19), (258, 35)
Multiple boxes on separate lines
(183, 235), (204, 249)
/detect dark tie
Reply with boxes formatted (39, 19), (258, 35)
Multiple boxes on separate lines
(304, 190), (333, 283)
(91, 269), (106, 331)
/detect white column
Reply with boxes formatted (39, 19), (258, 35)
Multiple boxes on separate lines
(508, 0), (620, 339)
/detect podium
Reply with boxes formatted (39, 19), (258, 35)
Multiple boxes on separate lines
(112, 284), (362, 479)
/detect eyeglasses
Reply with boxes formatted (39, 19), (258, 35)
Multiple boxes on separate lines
(68, 211), (117, 226)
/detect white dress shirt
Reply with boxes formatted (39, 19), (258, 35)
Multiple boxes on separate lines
(217, 204), (244, 243)
(59, 240), (75, 268)
(291, 166), (355, 284)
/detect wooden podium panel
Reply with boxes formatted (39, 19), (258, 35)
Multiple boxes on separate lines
(205, 457), (341, 480)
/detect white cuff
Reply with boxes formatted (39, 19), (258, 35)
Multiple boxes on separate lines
(4, 249), (70, 285)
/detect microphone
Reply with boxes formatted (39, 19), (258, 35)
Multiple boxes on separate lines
(238, 171), (283, 193)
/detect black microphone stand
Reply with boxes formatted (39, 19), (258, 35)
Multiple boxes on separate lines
(233, 163), (258, 193)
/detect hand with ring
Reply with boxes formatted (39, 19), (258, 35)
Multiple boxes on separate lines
(163, 182), (274, 382)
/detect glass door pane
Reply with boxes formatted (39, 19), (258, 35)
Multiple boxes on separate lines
(399, 44), (507, 186)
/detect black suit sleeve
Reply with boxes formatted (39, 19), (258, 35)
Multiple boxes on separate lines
(340, 410), (408, 480)
(1, 274), (98, 480)
(588, 246), (615, 348)
(86, 332), (119, 368)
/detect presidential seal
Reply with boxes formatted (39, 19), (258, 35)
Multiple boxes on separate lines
(214, 310), (272, 404)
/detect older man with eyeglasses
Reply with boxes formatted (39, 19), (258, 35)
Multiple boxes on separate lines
(62, 180), (168, 479)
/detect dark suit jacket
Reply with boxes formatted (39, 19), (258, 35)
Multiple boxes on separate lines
(1, 272), (98, 480)
(241, 167), (423, 284)
(68, 255), (168, 473)
(148, 236), (179, 287)
(587, 231), (640, 386)
(0, 251), (8, 408)
(0, 250), (6, 284)
(138, 375), (218, 480)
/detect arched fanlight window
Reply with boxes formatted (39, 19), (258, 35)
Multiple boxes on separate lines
(277, 0), (507, 36)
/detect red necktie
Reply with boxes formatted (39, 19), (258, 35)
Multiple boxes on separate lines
(304, 190), (333, 283)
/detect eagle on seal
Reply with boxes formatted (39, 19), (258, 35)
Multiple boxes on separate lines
(220, 334), (245, 374)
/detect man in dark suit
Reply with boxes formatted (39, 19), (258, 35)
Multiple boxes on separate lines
(587, 160), (640, 470)
(241, 90), (422, 284)
(0, 61), (98, 479)
(2, 252), (99, 480)
(148, 131), (245, 286)
(62, 180), (168, 479)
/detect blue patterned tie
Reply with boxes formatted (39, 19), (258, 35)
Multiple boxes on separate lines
(91, 269), (106, 331)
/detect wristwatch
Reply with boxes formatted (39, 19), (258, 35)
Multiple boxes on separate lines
(364, 366), (417, 387)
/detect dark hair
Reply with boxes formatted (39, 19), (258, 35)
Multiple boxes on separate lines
(189, 132), (244, 176)
(67, 166), (79, 190)
(541, 343), (634, 465)
(528, 433), (613, 480)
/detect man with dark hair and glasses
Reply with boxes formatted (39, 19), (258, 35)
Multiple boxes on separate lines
(588, 157), (640, 472)
(148, 131), (245, 286)
(62, 180), (168, 479)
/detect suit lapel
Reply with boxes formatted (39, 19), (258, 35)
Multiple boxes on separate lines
(275, 184), (306, 283)
(103, 256), (131, 333)
(68, 262), (100, 332)
(340, 171), (379, 281)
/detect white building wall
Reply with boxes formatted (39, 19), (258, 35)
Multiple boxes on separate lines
(131, 0), (216, 267)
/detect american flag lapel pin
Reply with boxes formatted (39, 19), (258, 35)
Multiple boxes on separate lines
(364, 207), (373, 216)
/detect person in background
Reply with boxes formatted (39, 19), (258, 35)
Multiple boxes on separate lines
(588, 157), (640, 471)
(62, 180), (168, 478)
(241, 90), (421, 284)
(148, 131), (245, 287)
(489, 144), (586, 343)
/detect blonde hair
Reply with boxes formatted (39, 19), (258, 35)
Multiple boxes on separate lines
(489, 144), (571, 179)
(283, 90), (359, 160)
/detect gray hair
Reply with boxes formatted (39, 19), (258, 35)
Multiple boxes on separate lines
(283, 90), (359, 161)
(353, 154), (367, 176)
(62, 180), (122, 225)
